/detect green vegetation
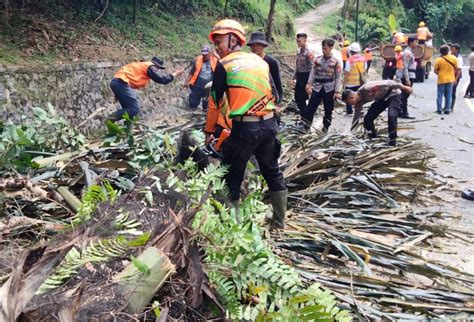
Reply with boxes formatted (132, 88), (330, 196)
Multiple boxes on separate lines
(403, 0), (473, 49)
(0, 105), (351, 319)
(165, 147), (351, 320)
(0, 0), (322, 64)
(340, 0), (473, 48)
(0, 104), (86, 170)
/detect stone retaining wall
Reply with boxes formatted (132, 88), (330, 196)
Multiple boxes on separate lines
(1, 54), (385, 131)
(0, 60), (191, 130)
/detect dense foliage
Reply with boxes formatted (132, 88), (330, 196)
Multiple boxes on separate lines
(0, 104), (86, 170)
(402, 0), (473, 46)
(341, 0), (473, 48)
(0, 0), (323, 63)
(3, 105), (351, 319)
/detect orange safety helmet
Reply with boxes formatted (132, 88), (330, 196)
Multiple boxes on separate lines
(209, 19), (246, 46)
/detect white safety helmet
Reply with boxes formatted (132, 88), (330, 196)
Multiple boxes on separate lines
(349, 42), (361, 53)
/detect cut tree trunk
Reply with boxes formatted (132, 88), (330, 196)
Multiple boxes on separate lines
(57, 186), (82, 212)
(113, 246), (175, 314)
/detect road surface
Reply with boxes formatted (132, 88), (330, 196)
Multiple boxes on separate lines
(405, 67), (474, 214)
(295, 0), (344, 59)
(295, 1), (473, 216)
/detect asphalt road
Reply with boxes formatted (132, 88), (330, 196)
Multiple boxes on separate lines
(304, 66), (474, 272)
(402, 66), (474, 218)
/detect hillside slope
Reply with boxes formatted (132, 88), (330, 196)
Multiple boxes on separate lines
(0, 0), (321, 65)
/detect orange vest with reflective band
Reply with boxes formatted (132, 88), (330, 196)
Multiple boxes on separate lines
(395, 53), (403, 69)
(342, 46), (349, 61)
(417, 27), (428, 40)
(205, 52), (275, 133)
(114, 62), (154, 89)
(222, 52), (275, 118)
(364, 49), (373, 61)
(189, 55), (218, 86)
(346, 54), (366, 86)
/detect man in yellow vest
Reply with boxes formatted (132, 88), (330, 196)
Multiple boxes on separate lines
(344, 42), (366, 116)
(109, 57), (184, 122)
(205, 19), (286, 228)
(183, 46), (218, 110)
(416, 22), (432, 45)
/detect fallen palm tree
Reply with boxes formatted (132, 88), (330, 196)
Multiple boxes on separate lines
(273, 127), (474, 320)
(1, 105), (473, 320)
(0, 109), (350, 321)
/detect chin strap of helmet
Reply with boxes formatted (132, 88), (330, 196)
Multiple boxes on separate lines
(226, 34), (240, 54)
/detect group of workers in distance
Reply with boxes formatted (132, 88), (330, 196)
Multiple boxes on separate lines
(294, 31), (414, 147)
(392, 21), (433, 46)
(106, 18), (428, 229)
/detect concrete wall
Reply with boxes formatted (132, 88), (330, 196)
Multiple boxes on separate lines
(0, 61), (190, 130)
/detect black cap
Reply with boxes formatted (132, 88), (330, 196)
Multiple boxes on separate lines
(247, 31), (269, 46)
(151, 57), (165, 69)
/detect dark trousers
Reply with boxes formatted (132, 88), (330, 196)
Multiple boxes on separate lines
(401, 78), (414, 116)
(467, 70), (474, 97)
(188, 85), (208, 110)
(109, 78), (140, 121)
(295, 72), (310, 117)
(451, 80), (459, 110)
(418, 39), (426, 45)
(222, 117), (286, 201)
(366, 60), (372, 72)
(304, 88), (335, 130)
(345, 85), (361, 114)
(364, 94), (401, 146)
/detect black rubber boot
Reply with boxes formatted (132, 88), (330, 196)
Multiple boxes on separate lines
(265, 190), (288, 229)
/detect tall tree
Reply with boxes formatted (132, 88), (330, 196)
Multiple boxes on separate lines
(4, 0), (10, 26)
(265, 0), (277, 42)
(133, 0), (138, 24)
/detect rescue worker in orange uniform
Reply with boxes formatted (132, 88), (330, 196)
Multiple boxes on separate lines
(205, 19), (286, 229)
(363, 43), (376, 72)
(341, 39), (350, 70)
(183, 46), (218, 110)
(394, 45), (404, 80)
(416, 22), (432, 45)
(109, 57), (184, 122)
